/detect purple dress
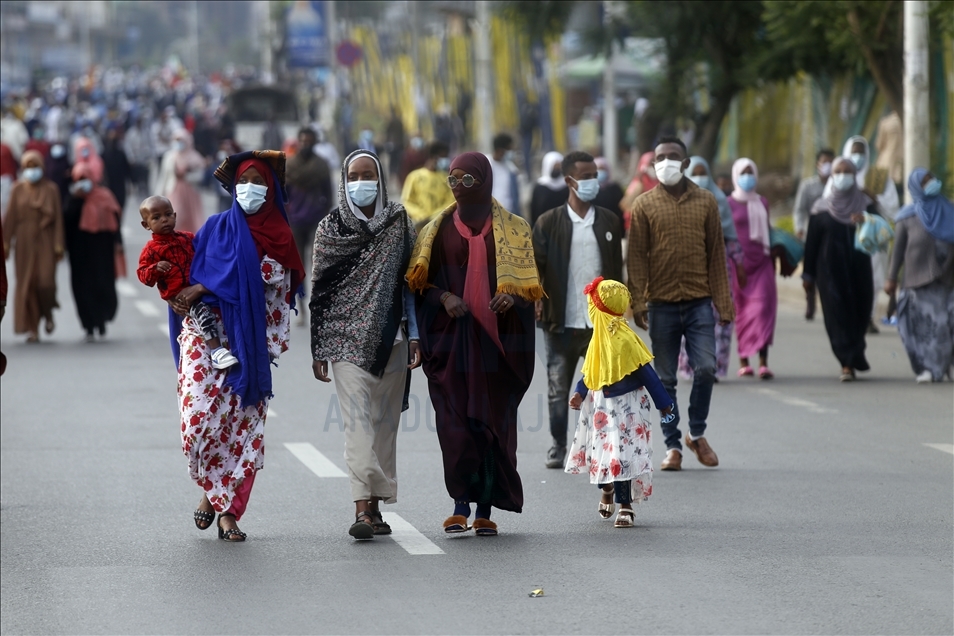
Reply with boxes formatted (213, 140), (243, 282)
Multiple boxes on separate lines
(728, 196), (777, 358)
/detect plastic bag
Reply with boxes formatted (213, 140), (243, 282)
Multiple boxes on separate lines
(854, 212), (894, 256)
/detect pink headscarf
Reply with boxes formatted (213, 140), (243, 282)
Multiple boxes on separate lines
(72, 137), (104, 184)
(730, 158), (770, 255)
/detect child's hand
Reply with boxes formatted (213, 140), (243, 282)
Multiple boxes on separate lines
(660, 404), (675, 424)
(568, 392), (583, 410)
(661, 405), (673, 417)
(156, 261), (172, 274)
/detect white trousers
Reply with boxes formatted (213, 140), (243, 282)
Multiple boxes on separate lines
(332, 340), (407, 503)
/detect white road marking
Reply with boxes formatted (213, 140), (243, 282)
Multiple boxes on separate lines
(267, 407), (277, 418)
(923, 443), (954, 456)
(284, 442), (347, 478)
(116, 280), (139, 298)
(134, 300), (160, 317)
(158, 323), (169, 336)
(749, 388), (838, 414)
(383, 513), (444, 555)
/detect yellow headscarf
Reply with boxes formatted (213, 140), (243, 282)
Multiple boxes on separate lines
(580, 277), (654, 391)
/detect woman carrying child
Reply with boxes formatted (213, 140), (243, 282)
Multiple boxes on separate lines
(566, 277), (673, 528)
(171, 151), (304, 542)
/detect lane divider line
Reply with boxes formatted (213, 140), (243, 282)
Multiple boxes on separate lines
(284, 442), (347, 478)
(923, 443), (954, 456)
(267, 407), (277, 418)
(116, 280), (139, 298)
(134, 300), (161, 317)
(383, 513), (444, 555)
(749, 387), (838, 414)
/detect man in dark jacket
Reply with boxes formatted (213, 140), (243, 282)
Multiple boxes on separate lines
(532, 150), (624, 468)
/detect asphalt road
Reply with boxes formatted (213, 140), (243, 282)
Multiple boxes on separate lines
(1, 204), (952, 635)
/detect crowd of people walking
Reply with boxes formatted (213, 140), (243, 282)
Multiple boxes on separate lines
(2, 79), (951, 543)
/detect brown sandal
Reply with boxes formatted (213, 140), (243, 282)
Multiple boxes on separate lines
(443, 515), (470, 534)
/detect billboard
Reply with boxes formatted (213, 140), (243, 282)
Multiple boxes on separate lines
(286, 1), (330, 68)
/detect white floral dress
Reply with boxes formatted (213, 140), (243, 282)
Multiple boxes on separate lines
(177, 256), (291, 513)
(564, 387), (653, 503)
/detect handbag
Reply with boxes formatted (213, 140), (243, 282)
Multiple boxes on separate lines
(854, 212), (893, 256)
(769, 226), (803, 277)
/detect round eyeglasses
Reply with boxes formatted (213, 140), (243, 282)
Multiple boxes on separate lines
(447, 174), (477, 189)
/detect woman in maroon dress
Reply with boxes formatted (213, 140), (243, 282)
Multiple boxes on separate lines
(407, 152), (542, 536)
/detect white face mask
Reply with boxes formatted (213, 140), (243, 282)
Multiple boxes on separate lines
(831, 173), (855, 192)
(571, 177), (600, 202)
(235, 183), (267, 214)
(818, 161), (832, 177)
(655, 159), (685, 186)
(849, 152), (866, 170)
(23, 167), (43, 183)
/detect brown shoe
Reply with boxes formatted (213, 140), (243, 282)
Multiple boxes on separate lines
(660, 449), (682, 471)
(684, 435), (719, 467)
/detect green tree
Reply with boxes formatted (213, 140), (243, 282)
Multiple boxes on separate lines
(763, 1), (903, 118)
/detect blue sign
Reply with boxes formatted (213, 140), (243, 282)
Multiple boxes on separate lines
(286, 1), (330, 68)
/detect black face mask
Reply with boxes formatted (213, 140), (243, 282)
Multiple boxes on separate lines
(550, 169), (561, 179)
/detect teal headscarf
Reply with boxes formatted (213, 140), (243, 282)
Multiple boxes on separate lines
(688, 156), (737, 242)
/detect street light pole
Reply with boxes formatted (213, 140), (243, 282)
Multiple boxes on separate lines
(903, 0), (930, 204)
(474, 1), (493, 154)
(603, 40), (619, 181)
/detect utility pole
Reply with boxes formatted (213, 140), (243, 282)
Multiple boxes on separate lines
(603, 40), (619, 181)
(903, 0), (930, 204)
(474, 1), (493, 154)
(322, 0), (338, 130)
(190, 0), (200, 75)
(260, 0), (274, 84)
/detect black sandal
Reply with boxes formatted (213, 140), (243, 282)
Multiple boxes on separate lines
(369, 510), (392, 535)
(349, 511), (375, 540)
(217, 513), (247, 542)
(194, 508), (215, 530)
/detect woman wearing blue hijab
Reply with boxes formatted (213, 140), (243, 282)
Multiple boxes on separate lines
(886, 167), (954, 383)
(677, 156), (747, 380)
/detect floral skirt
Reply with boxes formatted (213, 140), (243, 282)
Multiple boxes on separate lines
(565, 387), (653, 502)
(897, 281), (954, 381)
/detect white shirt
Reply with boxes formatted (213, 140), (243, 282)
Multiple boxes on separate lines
(564, 205), (601, 329)
(486, 154), (517, 212)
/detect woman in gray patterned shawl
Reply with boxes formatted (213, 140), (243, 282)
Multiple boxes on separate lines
(310, 150), (421, 540)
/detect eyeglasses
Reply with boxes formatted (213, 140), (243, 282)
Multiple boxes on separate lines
(447, 174), (477, 189)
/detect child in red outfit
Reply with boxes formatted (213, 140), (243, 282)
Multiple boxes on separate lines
(137, 196), (237, 369)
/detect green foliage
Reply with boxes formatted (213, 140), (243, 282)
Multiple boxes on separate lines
(496, 1), (578, 42)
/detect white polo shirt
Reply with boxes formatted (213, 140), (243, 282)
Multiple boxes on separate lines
(564, 205), (600, 329)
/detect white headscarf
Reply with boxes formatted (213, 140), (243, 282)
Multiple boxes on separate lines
(536, 151), (566, 191)
(345, 152), (384, 221)
(730, 158), (770, 255)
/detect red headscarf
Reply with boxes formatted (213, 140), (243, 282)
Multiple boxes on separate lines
(235, 158), (305, 290)
(448, 152), (494, 231)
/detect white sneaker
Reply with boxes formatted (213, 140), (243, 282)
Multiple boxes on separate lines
(211, 347), (239, 369)
(915, 370), (933, 384)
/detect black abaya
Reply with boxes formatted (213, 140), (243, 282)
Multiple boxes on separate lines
(63, 196), (119, 335)
(802, 208), (875, 371)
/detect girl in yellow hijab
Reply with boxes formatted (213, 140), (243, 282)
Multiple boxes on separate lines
(565, 277), (673, 528)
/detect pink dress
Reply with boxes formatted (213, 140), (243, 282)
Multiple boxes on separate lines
(728, 197), (777, 358)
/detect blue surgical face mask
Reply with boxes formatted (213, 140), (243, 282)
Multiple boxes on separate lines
(737, 173), (757, 192)
(832, 172), (855, 192)
(50, 144), (66, 159)
(923, 178), (942, 197)
(235, 183), (267, 214)
(597, 169), (608, 184)
(80, 147), (91, 158)
(571, 177), (600, 202)
(22, 167), (43, 183)
(689, 175), (711, 189)
(436, 157), (451, 172)
(347, 180), (379, 207)
(503, 150), (514, 163)
(850, 153), (866, 170)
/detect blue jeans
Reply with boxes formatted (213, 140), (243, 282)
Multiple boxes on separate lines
(544, 328), (592, 447)
(648, 298), (717, 451)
